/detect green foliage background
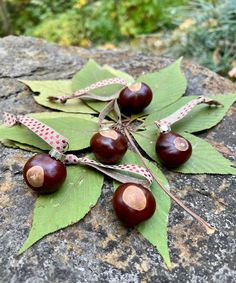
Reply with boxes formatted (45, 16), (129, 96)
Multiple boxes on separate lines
(0, 0), (186, 46)
(163, 0), (236, 77)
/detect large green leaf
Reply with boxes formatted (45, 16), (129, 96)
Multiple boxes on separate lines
(145, 94), (236, 133)
(175, 133), (236, 174)
(137, 162), (171, 269)
(19, 164), (104, 253)
(19, 80), (96, 114)
(116, 150), (171, 268)
(72, 59), (134, 113)
(133, 129), (236, 174)
(137, 58), (187, 113)
(0, 112), (99, 151)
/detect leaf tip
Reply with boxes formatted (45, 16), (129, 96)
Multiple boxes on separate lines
(165, 259), (172, 270)
(17, 235), (37, 255)
(206, 225), (216, 235)
(17, 79), (26, 84)
(177, 56), (183, 65)
(17, 245), (27, 255)
(88, 58), (100, 68)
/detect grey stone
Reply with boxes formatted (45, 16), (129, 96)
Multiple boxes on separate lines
(0, 36), (236, 283)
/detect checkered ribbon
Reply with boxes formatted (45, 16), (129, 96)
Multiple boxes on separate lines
(48, 77), (128, 104)
(4, 113), (69, 153)
(65, 155), (153, 187)
(155, 96), (222, 130)
(3, 112), (153, 187)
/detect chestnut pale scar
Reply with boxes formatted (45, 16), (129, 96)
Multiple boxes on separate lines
(174, 137), (189, 151)
(100, 130), (119, 140)
(122, 185), (147, 211)
(128, 82), (142, 92)
(26, 165), (44, 187)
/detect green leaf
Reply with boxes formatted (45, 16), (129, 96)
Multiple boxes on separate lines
(0, 139), (43, 153)
(19, 164), (104, 253)
(145, 94), (236, 133)
(0, 112), (99, 151)
(103, 65), (135, 83)
(116, 150), (171, 268)
(145, 96), (197, 127)
(132, 126), (157, 161)
(137, 162), (171, 269)
(72, 59), (134, 113)
(19, 80), (96, 114)
(137, 58), (187, 113)
(175, 133), (236, 174)
(133, 129), (236, 174)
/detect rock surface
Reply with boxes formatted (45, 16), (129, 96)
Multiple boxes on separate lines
(0, 36), (236, 283)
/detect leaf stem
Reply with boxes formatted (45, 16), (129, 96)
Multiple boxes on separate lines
(98, 99), (115, 127)
(124, 127), (215, 234)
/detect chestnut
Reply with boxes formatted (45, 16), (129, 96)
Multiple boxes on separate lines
(90, 129), (128, 164)
(156, 131), (192, 168)
(23, 153), (67, 193)
(113, 183), (156, 227)
(118, 82), (153, 115)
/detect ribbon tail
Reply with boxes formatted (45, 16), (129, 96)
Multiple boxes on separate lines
(156, 96), (223, 129)
(202, 97), (223, 107)
(3, 113), (69, 154)
(98, 99), (115, 125)
(3, 112), (18, 127)
(84, 163), (151, 187)
(65, 154), (153, 187)
(48, 78), (127, 104)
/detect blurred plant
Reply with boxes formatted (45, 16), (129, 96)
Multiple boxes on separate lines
(29, 0), (187, 46)
(0, 0), (12, 35)
(2, 0), (234, 78)
(159, 0), (236, 78)
(0, 0), (74, 36)
(0, 0), (186, 46)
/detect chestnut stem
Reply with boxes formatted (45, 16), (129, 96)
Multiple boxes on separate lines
(124, 127), (215, 234)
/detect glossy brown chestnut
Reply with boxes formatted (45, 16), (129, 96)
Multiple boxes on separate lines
(156, 131), (192, 168)
(23, 153), (67, 193)
(118, 82), (153, 115)
(90, 129), (128, 164)
(113, 183), (156, 227)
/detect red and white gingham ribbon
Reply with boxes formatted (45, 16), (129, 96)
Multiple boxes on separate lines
(155, 96), (223, 131)
(3, 112), (153, 187)
(48, 78), (128, 104)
